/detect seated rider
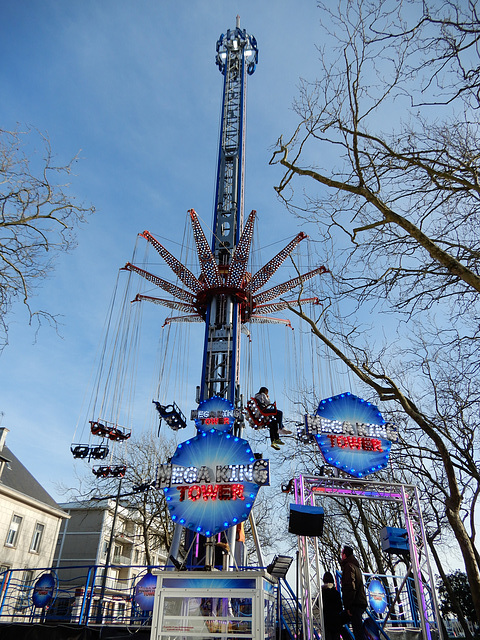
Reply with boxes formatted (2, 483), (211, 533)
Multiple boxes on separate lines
(254, 387), (292, 450)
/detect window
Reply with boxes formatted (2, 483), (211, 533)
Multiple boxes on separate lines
(5, 514), (22, 547)
(23, 570), (34, 584)
(45, 596), (74, 621)
(30, 523), (45, 553)
(116, 601), (126, 623)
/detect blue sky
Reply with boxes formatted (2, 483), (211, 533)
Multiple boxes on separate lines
(0, 1), (331, 501)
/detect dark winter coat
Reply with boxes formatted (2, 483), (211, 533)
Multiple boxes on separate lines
(322, 584), (343, 633)
(340, 554), (368, 610)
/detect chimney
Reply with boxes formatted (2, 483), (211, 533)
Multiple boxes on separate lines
(0, 427), (9, 451)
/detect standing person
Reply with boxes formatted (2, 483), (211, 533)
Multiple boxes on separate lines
(321, 571), (343, 640)
(254, 386), (291, 450)
(340, 545), (367, 640)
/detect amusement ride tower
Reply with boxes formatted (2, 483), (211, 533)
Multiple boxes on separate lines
(199, 17), (257, 405)
(124, 18), (326, 420)
(67, 19), (442, 640)
(121, 18), (327, 569)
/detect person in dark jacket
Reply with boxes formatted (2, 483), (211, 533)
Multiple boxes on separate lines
(340, 545), (368, 640)
(254, 387), (291, 450)
(321, 571), (343, 640)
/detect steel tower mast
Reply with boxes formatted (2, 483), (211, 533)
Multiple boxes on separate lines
(124, 19), (326, 416)
(199, 16), (258, 405)
(121, 17), (327, 569)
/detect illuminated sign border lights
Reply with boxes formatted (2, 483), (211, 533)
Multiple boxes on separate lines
(162, 577), (257, 589)
(317, 434), (392, 476)
(158, 429), (269, 536)
(191, 396), (242, 433)
(306, 392), (396, 478)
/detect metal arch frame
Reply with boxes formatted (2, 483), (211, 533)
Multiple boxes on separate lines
(293, 474), (444, 640)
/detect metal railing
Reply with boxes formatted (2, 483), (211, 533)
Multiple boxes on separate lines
(0, 563), (450, 636)
(0, 564), (161, 626)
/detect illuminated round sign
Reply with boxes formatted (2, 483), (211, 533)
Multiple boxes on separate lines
(32, 572), (56, 608)
(305, 392), (397, 478)
(191, 396), (241, 433)
(367, 578), (388, 615)
(156, 429), (269, 536)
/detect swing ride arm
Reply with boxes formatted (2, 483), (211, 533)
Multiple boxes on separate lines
(253, 265), (329, 305)
(188, 209), (222, 287)
(123, 263), (196, 304)
(163, 315), (203, 327)
(248, 316), (293, 328)
(140, 230), (204, 294)
(132, 294), (195, 313)
(254, 297), (320, 315)
(226, 209), (257, 288)
(244, 231), (308, 294)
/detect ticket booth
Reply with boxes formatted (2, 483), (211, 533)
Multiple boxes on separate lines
(151, 570), (277, 640)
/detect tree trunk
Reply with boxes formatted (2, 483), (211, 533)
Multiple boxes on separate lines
(427, 536), (475, 640)
(444, 508), (480, 627)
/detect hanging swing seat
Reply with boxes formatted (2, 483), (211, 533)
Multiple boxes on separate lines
(92, 464), (127, 478)
(71, 443), (110, 460)
(89, 445), (110, 460)
(70, 444), (90, 459)
(153, 401), (187, 430)
(245, 398), (276, 429)
(89, 420), (131, 441)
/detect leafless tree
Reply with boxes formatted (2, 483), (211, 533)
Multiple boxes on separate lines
(0, 127), (94, 348)
(67, 432), (176, 567)
(243, 489), (285, 563)
(270, 0), (480, 623)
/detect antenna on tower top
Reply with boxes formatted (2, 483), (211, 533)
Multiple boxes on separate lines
(236, 15), (240, 28)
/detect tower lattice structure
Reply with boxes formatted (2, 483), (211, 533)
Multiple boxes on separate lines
(124, 17), (327, 414)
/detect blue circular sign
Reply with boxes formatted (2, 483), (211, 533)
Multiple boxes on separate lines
(194, 396), (238, 432)
(134, 572), (157, 611)
(163, 430), (269, 535)
(367, 578), (388, 615)
(308, 392), (395, 478)
(32, 572), (56, 608)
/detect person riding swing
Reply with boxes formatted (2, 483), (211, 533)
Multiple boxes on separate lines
(254, 387), (291, 450)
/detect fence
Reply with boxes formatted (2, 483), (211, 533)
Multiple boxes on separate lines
(0, 563), (160, 626)
(0, 564), (455, 638)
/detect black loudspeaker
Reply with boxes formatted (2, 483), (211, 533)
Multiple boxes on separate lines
(288, 504), (324, 537)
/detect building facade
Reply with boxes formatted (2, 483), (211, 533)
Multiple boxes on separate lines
(54, 499), (168, 580)
(0, 427), (68, 576)
(51, 499), (169, 623)
(0, 427), (69, 621)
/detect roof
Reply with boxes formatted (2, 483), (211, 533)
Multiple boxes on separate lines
(0, 444), (64, 512)
(59, 499), (111, 510)
(59, 499), (137, 514)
